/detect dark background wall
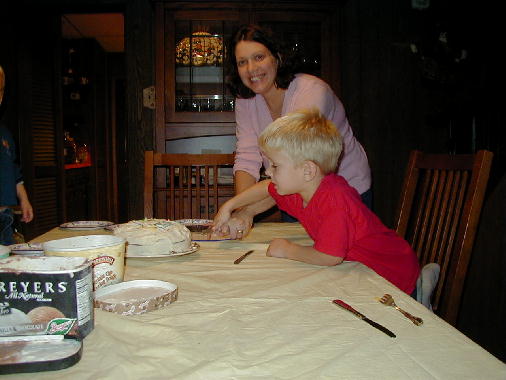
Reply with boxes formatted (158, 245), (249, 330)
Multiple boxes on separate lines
(338, 1), (505, 360)
(339, 0), (504, 227)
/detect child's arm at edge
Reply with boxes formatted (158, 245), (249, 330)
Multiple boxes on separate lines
(267, 238), (344, 266)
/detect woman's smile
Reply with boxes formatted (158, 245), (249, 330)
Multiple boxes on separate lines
(250, 74), (264, 82)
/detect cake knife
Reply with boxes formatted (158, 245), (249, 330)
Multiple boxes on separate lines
(332, 299), (396, 338)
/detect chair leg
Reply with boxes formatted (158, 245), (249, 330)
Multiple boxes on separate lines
(416, 263), (441, 311)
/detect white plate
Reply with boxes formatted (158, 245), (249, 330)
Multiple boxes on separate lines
(126, 241), (199, 258)
(175, 219), (232, 241)
(8, 243), (44, 255)
(60, 221), (114, 230)
(104, 223), (120, 232)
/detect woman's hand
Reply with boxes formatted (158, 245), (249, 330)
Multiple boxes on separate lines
(212, 205), (233, 237)
(227, 208), (255, 239)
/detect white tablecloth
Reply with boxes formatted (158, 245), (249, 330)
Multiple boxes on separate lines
(5, 223), (506, 379)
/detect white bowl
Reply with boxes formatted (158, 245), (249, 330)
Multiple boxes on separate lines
(0, 244), (11, 259)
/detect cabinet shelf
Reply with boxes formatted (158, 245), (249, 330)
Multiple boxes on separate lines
(176, 66), (223, 83)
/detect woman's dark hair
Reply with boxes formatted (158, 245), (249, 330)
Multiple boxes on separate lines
(226, 24), (298, 99)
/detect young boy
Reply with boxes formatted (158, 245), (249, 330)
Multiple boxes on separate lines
(213, 108), (420, 294)
(1, 65), (34, 245)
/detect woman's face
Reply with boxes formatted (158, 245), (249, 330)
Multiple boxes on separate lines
(235, 40), (279, 97)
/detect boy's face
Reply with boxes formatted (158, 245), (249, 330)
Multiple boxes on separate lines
(264, 149), (305, 196)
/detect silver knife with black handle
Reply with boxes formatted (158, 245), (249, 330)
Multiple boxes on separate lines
(333, 299), (396, 338)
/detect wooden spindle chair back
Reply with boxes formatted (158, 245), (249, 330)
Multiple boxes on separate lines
(394, 150), (493, 325)
(144, 151), (235, 220)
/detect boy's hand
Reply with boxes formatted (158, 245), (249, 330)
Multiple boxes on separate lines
(20, 200), (34, 223)
(266, 238), (292, 258)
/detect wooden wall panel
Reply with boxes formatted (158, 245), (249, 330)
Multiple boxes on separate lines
(31, 178), (59, 233)
(125, 0), (155, 220)
(8, 6), (62, 241)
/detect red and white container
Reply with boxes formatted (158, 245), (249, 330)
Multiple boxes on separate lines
(43, 235), (126, 291)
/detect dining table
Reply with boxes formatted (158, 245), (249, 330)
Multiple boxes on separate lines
(3, 222), (506, 379)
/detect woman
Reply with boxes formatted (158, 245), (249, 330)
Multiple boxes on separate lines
(226, 25), (371, 236)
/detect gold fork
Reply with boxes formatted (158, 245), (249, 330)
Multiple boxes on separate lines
(379, 294), (423, 326)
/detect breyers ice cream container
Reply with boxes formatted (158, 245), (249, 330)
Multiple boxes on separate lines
(0, 256), (94, 338)
(43, 235), (126, 291)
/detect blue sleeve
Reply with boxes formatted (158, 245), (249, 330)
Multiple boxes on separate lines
(4, 127), (23, 184)
(1, 125), (23, 197)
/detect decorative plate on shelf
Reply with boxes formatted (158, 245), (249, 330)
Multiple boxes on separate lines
(175, 219), (232, 241)
(59, 221), (114, 231)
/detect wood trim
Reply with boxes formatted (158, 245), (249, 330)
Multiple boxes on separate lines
(165, 124), (235, 140)
(155, 1), (166, 152)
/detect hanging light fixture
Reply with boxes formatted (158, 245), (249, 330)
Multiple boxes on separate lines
(176, 31), (223, 66)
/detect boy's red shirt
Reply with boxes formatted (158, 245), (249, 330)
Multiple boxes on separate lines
(268, 174), (420, 294)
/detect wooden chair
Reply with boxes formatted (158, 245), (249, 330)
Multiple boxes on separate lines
(394, 150), (493, 325)
(144, 151), (235, 220)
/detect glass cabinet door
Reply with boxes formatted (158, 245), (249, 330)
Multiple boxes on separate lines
(159, 5), (337, 132)
(256, 21), (322, 78)
(165, 11), (243, 123)
(252, 9), (336, 91)
(174, 21), (234, 113)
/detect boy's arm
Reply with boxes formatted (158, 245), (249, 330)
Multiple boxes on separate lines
(213, 180), (273, 235)
(16, 182), (34, 223)
(267, 238), (344, 266)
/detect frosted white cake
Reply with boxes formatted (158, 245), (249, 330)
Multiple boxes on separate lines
(112, 219), (192, 256)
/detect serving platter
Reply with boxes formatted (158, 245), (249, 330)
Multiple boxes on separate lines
(126, 241), (199, 258)
(59, 221), (114, 231)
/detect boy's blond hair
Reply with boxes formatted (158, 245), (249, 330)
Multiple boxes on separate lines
(259, 108), (342, 174)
